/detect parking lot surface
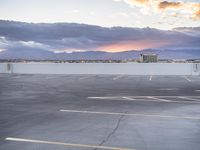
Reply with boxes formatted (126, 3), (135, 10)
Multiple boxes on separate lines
(0, 74), (200, 150)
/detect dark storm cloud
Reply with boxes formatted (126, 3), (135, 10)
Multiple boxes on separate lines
(0, 20), (200, 52)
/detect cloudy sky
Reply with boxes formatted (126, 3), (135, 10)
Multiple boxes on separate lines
(0, 0), (199, 29)
(0, 0), (200, 54)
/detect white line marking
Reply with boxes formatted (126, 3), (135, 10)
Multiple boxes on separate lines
(178, 96), (200, 101)
(182, 76), (191, 82)
(158, 88), (179, 91)
(122, 97), (137, 100)
(88, 96), (120, 99)
(147, 96), (172, 102)
(113, 75), (123, 80)
(195, 90), (200, 92)
(149, 75), (153, 81)
(88, 96), (200, 104)
(89, 96), (200, 98)
(5, 137), (134, 150)
(90, 96), (159, 102)
(60, 109), (200, 120)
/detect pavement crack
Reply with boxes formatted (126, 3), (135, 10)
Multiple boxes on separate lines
(94, 112), (126, 150)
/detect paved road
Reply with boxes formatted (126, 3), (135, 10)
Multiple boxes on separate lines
(0, 74), (200, 150)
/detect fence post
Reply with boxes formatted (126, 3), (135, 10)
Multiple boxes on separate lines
(7, 63), (13, 74)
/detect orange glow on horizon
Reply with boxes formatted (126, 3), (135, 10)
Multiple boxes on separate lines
(97, 40), (171, 52)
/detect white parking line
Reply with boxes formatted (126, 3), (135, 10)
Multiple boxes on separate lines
(178, 96), (200, 101)
(158, 88), (179, 91)
(122, 96), (172, 102)
(60, 109), (200, 120)
(88, 96), (200, 104)
(5, 137), (133, 150)
(88, 96), (120, 99)
(89, 96), (200, 99)
(149, 75), (153, 81)
(89, 96), (159, 102)
(195, 90), (200, 92)
(113, 75), (123, 80)
(182, 76), (191, 82)
(147, 96), (172, 102)
(131, 96), (200, 98)
(122, 97), (137, 100)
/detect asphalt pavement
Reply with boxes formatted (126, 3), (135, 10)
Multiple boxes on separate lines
(0, 74), (200, 150)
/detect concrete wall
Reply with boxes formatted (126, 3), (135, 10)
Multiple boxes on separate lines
(0, 63), (200, 75)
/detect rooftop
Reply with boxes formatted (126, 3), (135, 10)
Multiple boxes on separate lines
(0, 74), (200, 150)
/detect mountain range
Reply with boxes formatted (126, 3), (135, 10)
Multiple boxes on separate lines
(0, 20), (200, 60)
(0, 48), (200, 60)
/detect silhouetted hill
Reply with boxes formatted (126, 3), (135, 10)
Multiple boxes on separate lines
(0, 49), (200, 60)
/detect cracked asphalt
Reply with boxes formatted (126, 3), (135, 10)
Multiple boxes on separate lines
(0, 74), (200, 150)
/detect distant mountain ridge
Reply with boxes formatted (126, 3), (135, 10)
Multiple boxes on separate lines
(0, 49), (200, 60)
(0, 20), (200, 60)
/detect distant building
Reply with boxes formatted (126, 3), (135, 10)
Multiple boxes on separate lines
(140, 54), (158, 63)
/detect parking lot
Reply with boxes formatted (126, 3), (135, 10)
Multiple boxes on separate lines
(0, 74), (200, 150)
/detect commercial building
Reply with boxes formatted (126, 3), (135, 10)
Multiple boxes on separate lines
(140, 54), (158, 63)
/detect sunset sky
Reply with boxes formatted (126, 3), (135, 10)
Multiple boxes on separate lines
(0, 0), (200, 53)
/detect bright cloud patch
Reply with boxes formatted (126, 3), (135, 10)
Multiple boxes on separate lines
(115, 0), (200, 20)
(0, 48), (6, 52)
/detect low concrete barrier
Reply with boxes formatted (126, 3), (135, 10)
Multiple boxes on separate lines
(0, 63), (199, 75)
